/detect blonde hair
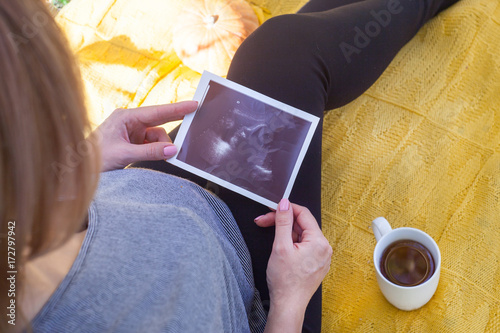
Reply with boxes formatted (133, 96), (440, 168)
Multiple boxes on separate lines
(0, 0), (99, 329)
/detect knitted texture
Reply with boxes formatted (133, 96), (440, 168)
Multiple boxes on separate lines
(321, 1), (500, 331)
(56, 0), (500, 331)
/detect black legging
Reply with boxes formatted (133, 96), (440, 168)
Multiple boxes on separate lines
(132, 0), (455, 331)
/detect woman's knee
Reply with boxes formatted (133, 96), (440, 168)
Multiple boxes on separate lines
(236, 14), (317, 56)
(227, 14), (329, 112)
(229, 13), (323, 79)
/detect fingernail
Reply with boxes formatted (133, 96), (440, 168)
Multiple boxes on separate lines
(254, 215), (264, 223)
(279, 198), (289, 211)
(163, 145), (177, 157)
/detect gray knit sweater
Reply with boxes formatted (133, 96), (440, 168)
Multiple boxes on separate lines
(31, 168), (266, 332)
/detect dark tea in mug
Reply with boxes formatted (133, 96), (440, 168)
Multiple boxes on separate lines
(380, 239), (435, 287)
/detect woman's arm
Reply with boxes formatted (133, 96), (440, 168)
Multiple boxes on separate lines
(256, 199), (333, 332)
(264, 304), (305, 333)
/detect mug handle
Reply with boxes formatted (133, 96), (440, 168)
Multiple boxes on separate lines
(372, 217), (392, 242)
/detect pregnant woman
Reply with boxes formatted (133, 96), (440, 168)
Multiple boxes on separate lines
(0, 0), (456, 332)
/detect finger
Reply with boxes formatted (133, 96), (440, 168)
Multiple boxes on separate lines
(258, 210), (302, 240)
(144, 127), (171, 143)
(126, 142), (178, 163)
(290, 203), (321, 234)
(132, 101), (198, 127)
(254, 211), (276, 227)
(293, 221), (303, 242)
(273, 198), (294, 249)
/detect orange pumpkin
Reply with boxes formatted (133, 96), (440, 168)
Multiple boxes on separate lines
(173, 0), (259, 76)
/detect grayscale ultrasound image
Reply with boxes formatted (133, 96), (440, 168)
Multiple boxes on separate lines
(176, 80), (311, 203)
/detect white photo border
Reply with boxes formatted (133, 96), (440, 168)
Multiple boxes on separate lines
(169, 71), (319, 209)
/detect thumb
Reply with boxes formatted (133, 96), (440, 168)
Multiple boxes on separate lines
(128, 142), (178, 162)
(273, 198), (294, 248)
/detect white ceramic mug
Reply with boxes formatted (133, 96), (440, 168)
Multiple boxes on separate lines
(372, 217), (441, 311)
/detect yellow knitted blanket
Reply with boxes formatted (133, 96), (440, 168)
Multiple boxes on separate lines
(56, 0), (500, 331)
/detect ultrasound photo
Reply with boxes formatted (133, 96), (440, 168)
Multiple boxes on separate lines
(170, 72), (319, 208)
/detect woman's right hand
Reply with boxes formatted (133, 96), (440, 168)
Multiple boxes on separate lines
(256, 199), (332, 332)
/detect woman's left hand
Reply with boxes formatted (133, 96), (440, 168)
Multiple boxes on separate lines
(92, 101), (198, 172)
